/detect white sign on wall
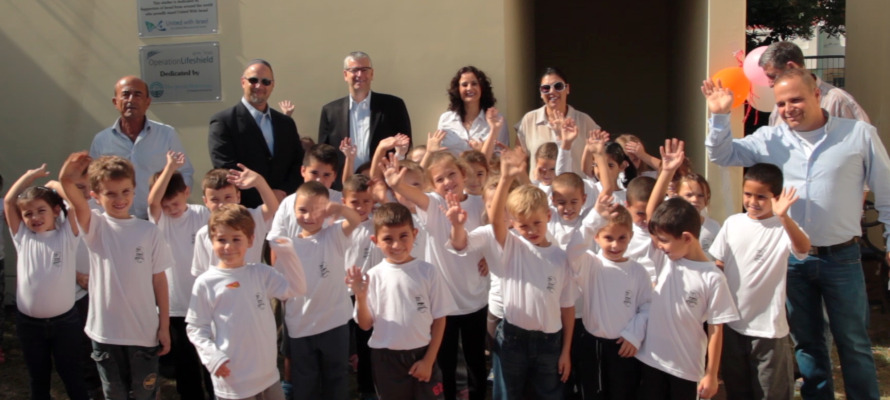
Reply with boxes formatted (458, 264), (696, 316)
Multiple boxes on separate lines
(137, 0), (218, 38)
(140, 42), (221, 103)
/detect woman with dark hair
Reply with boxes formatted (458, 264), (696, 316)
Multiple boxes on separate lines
(517, 67), (600, 178)
(436, 66), (509, 155)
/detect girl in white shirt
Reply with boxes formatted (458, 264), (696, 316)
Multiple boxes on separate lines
(675, 173), (721, 254)
(4, 164), (89, 400)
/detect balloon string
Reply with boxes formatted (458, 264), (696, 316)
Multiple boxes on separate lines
(733, 50), (745, 66)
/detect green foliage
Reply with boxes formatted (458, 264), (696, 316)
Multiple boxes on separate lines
(747, 0), (846, 49)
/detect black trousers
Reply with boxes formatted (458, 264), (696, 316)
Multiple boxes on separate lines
(437, 306), (488, 400)
(576, 333), (641, 400)
(371, 346), (444, 400)
(639, 363), (697, 400)
(169, 317), (214, 399)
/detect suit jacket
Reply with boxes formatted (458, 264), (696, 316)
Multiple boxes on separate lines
(318, 91), (411, 189)
(208, 101), (304, 208)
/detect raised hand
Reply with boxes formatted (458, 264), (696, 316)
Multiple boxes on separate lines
(227, 163), (262, 190)
(381, 153), (407, 188)
(658, 139), (685, 172)
(500, 147), (526, 178)
(60, 152), (92, 181)
(278, 100), (295, 117)
(624, 141), (645, 159)
(771, 187), (799, 218)
(393, 133), (411, 157)
(585, 128), (610, 155)
(166, 151), (186, 170)
(339, 137), (357, 160)
(23, 163), (51, 182)
(594, 192), (619, 220)
(700, 79), (734, 115)
(345, 266), (368, 298)
(548, 109), (565, 133)
(486, 107), (504, 132)
(426, 130), (448, 153)
(442, 192), (467, 227)
(560, 117), (578, 147)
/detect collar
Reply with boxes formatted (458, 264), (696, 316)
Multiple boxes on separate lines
(112, 118), (150, 138)
(533, 105), (575, 126)
(241, 97), (270, 121)
(349, 91), (372, 109)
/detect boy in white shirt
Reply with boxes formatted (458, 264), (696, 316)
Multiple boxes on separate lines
(533, 142), (558, 196)
(636, 140), (739, 400)
(347, 203), (457, 400)
(60, 153), (173, 400)
(708, 163), (810, 400)
(277, 181), (361, 400)
(268, 143), (343, 239)
(622, 176), (660, 283)
(186, 204), (307, 400)
(147, 151), (213, 399)
(450, 147), (576, 400)
(191, 167), (279, 276)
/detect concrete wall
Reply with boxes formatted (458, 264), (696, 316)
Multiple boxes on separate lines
(0, 0), (535, 302)
(847, 0), (890, 142)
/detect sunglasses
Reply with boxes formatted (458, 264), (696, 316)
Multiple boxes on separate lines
(539, 82), (566, 94)
(246, 77), (273, 86)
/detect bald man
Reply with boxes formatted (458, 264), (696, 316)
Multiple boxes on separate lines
(209, 59), (304, 207)
(90, 75), (194, 219)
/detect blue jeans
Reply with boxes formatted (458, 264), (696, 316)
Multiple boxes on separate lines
(786, 243), (880, 399)
(496, 320), (564, 400)
(16, 307), (89, 400)
(91, 341), (161, 400)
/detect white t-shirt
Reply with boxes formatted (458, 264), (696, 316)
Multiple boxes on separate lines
(699, 216), (721, 255)
(418, 193), (489, 315)
(574, 250), (652, 349)
(363, 258), (458, 350)
(74, 199), (103, 301)
(150, 204), (210, 317)
(708, 213), (807, 338)
(267, 189), (342, 239)
(636, 256), (739, 382)
(469, 226), (577, 333)
(192, 207), (268, 276)
(186, 263), (300, 399)
(12, 218), (80, 318)
(625, 224), (660, 284)
(82, 210), (173, 346)
(346, 219), (386, 275)
(451, 225), (506, 318)
(282, 224), (353, 338)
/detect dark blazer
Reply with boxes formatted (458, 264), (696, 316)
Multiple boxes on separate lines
(318, 91), (411, 189)
(208, 101), (304, 208)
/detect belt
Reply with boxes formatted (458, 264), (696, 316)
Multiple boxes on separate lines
(808, 237), (859, 256)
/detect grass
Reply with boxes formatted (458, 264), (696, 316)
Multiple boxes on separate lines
(1, 304), (888, 399)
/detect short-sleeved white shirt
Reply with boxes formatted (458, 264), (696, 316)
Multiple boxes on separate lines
(472, 227), (577, 333)
(150, 204), (210, 317)
(346, 219), (386, 275)
(12, 218), (80, 318)
(267, 189), (342, 239)
(73, 199), (103, 301)
(186, 263), (294, 399)
(454, 225), (506, 318)
(418, 193), (489, 315)
(625, 224), (660, 283)
(192, 207), (268, 276)
(282, 224), (353, 338)
(363, 258), (458, 350)
(574, 250), (652, 349)
(699, 216), (721, 255)
(708, 213), (807, 338)
(82, 210), (173, 346)
(636, 256), (739, 382)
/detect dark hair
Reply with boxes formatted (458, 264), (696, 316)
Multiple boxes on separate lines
(626, 176), (656, 204)
(354, 161), (373, 176)
(648, 197), (701, 239)
(552, 172), (585, 191)
(149, 170), (187, 201)
(296, 180), (330, 199)
(447, 66), (496, 121)
(245, 58), (273, 74)
(16, 186), (68, 218)
(605, 204), (633, 232)
(759, 42), (805, 69)
(678, 173), (712, 205)
(304, 143), (339, 168)
(460, 150), (489, 172)
(373, 202), (415, 234)
(743, 163), (783, 196)
(535, 142), (558, 161)
(540, 67), (568, 83)
(209, 204), (255, 239)
(202, 168), (235, 191)
(343, 174), (372, 194)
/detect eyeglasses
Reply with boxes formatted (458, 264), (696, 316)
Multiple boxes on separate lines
(246, 77), (273, 86)
(345, 67), (372, 74)
(539, 82), (566, 94)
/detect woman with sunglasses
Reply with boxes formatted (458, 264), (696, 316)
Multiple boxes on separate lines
(436, 66), (509, 156)
(517, 67), (600, 177)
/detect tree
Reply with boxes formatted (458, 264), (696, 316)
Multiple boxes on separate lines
(747, 0), (845, 49)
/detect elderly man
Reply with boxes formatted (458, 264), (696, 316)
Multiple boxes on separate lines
(209, 59), (303, 207)
(759, 41), (869, 125)
(318, 51), (411, 189)
(703, 69), (886, 399)
(90, 76), (194, 219)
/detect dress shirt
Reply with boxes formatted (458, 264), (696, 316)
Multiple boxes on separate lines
(350, 93), (372, 166)
(241, 97), (274, 155)
(437, 110), (510, 155)
(768, 77), (870, 126)
(517, 105), (599, 178)
(705, 113), (890, 248)
(89, 118), (194, 219)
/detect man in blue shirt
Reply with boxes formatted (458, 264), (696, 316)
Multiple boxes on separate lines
(702, 68), (887, 399)
(90, 76), (194, 219)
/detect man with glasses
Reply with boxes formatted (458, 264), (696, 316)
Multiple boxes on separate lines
(759, 41), (869, 126)
(90, 75), (195, 219)
(209, 59), (304, 207)
(318, 51), (412, 189)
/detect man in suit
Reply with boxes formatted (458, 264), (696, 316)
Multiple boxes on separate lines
(208, 59), (303, 208)
(318, 51), (412, 189)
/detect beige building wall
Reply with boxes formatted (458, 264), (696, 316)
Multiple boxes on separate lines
(0, 0), (534, 299)
(847, 0), (890, 143)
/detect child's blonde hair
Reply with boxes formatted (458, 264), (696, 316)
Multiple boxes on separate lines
(678, 173), (711, 205)
(534, 142), (558, 162)
(506, 184), (549, 218)
(202, 168), (235, 191)
(425, 151), (468, 184)
(600, 205), (633, 233)
(88, 156), (136, 192)
(460, 150), (489, 173)
(615, 133), (655, 174)
(551, 172), (585, 192)
(209, 204), (255, 239)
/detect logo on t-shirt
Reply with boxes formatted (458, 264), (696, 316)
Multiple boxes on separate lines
(190, 233), (197, 244)
(135, 246), (145, 263)
(623, 290), (632, 307)
(319, 262), (330, 278)
(685, 291), (700, 308)
(226, 281), (240, 289)
(52, 252), (62, 267)
(546, 276), (556, 293)
(255, 293), (266, 310)
(415, 295), (428, 313)
(753, 248), (766, 263)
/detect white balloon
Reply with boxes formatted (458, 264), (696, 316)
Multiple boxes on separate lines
(749, 84), (776, 113)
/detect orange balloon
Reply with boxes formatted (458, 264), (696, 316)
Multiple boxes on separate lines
(712, 67), (751, 108)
